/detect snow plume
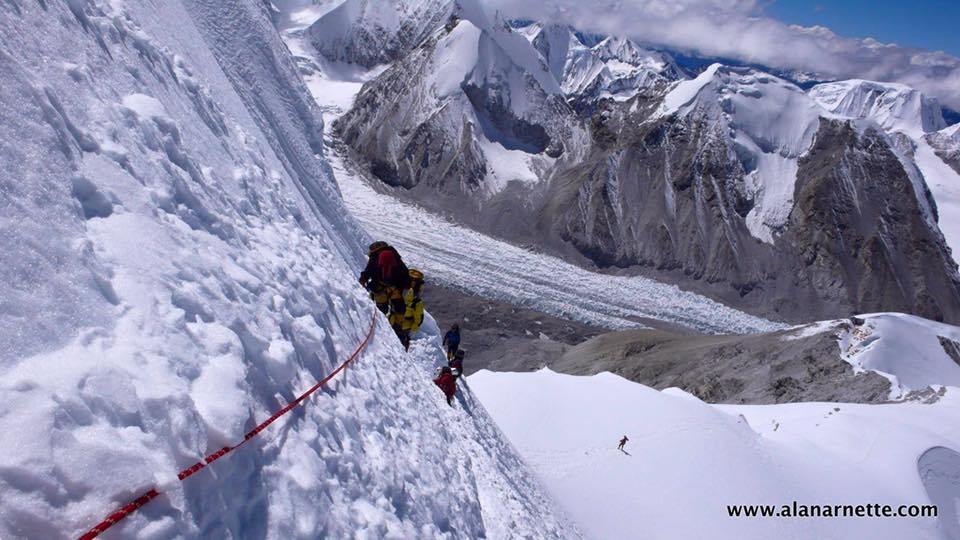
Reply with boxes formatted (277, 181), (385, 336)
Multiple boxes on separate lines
(483, 0), (960, 110)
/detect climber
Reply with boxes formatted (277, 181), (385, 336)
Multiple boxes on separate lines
(618, 435), (629, 451)
(448, 349), (465, 377)
(442, 323), (461, 360)
(401, 268), (426, 349)
(433, 366), (457, 406)
(359, 241), (413, 348)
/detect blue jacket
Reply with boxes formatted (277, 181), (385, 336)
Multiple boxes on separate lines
(443, 329), (460, 347)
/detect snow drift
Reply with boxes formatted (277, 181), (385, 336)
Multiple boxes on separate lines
(0, 0), (573, 537)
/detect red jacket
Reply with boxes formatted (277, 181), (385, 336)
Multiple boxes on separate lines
(433, 372), (457, 398)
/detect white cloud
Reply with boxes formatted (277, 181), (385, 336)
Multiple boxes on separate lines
(483, 0), (960, 110)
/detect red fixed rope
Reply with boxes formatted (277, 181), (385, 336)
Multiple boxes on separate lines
(78, 308), (379, 540)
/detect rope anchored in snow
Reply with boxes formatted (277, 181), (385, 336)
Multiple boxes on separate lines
(77, 307), (379, 540)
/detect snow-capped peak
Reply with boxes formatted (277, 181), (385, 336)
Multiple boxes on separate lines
(941, 121), (960, 140)
(658, 64), (823, 243)
(522, 29), (684, 106)
(308, 0), (457, 67)
(522, 22), (578, 83)
(455, 5), (561, 94)
(808, 79), (947, 135)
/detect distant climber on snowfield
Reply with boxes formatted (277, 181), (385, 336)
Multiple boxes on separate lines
(618, 436), (629, 451)
(433, 366), (457, 406)
(449, 349), (465, 377)
(401, 269), (426, 349)
(443, 323), (461, 360)
(359, 241), (412, 348)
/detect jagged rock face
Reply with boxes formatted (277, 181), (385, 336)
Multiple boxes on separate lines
(785, 121), (960, 322)
(540, 107), (960, 322)
(545, 105), (754, 273)
(307, 0), (455, 67)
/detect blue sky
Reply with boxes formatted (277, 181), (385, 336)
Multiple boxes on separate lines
(495, 0), (960, 108)
(767, 0), (960, 56)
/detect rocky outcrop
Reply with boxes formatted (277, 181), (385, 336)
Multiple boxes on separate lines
(542, 108), (960, 322)
(784, 121), (960, 322)
(549, 322), (893, 404)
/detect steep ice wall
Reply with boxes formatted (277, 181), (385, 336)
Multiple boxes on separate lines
(0, 1), (573, 538)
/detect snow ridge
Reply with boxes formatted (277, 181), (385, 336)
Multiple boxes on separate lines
(809, 79), (947, 136)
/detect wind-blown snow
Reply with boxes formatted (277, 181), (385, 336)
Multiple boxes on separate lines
(472, 369), (960, 540)
(0, 1), (574, 537)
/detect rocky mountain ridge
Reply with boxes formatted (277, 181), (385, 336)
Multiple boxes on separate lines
(320, 0), (960, 324)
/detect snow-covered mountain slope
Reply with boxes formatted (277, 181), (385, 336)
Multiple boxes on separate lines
(331, 6), (960, 324)
(516, 24), (679, 108)
(306, 0), (455, 67)
(272, 0), (345, 30)
(472, 369), (960, 539)
(543, 67), (960, 323)
(519, 23), (685, 113)
(929, 123), (960, 175)
(809, 79), (947, 136)
(837, 313), (960, 398)
(0, 1), (574, 537)
(335, 10), (585, 198)
(278, 4), (779, 336)
(658, 64), (823, 243)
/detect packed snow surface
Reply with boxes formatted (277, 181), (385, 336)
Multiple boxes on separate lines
(0, 0), (574, 537)
(472, 369), (960, 540)
(838, 313), (960, 399)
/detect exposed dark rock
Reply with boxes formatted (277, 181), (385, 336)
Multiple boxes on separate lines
(939, 335), (960, 367)
(546, 325), (892, 404)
